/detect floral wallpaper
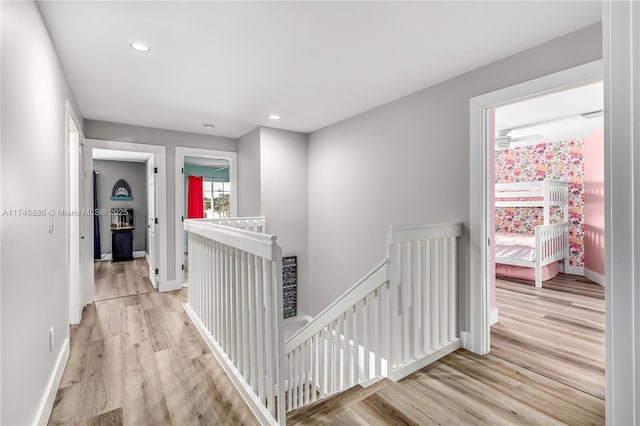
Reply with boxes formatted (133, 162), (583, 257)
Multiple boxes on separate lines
(495, 139), (585, 267)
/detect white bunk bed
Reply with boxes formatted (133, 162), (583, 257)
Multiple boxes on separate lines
(495, 179), (569, 288)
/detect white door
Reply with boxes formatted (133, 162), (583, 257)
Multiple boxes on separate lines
(147, 155), (159, 289)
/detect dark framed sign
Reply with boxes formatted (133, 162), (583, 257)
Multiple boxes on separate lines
(282, 256), (297, 319)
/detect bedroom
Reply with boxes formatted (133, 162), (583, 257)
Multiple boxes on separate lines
(489, 81), (605, 400)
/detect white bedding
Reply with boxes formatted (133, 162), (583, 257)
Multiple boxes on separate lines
(495, 232), (536, 262)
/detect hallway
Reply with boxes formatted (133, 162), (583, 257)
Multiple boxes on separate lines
(94, 258), (156, 301)
(48, 289), (257, 425)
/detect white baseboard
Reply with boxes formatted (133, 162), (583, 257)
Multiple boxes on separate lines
(490, 308), (499, 326)
(34, 338), (69, 426)
(560, 264), (584, 276)
(99, 251), (145, 261)
(162, 279), (181, 292)
(584, 268), (605, 286)
(460, 331), (472, 350)
(387, 340), (461, 382)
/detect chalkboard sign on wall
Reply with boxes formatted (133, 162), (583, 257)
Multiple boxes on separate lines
(283, 256), (297, 319)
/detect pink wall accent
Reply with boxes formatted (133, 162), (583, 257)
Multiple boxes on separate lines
(583, 130), (605, 276)
(495, 139), (585, 267)
(489, 109), (496, 310)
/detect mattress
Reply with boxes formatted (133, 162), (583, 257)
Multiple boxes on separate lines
(495, 232), (535, 262)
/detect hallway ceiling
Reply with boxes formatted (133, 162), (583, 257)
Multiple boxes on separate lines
(38, 1), (601, 138)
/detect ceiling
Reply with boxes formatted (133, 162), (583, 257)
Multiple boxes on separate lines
(495, 80), (603, 145)
(39, 1), (601, 139)
(93, 148), (151, 162)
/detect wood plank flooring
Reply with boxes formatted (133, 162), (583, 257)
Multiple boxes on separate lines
(491, 273), (605, 399)
(48, 289), (258, 425)
(94, 258), (156, 301)
(288, 273), (605, 425)
(287, 350), (604, 425)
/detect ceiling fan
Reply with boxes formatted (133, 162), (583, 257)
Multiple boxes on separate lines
(495, 129), (543, 151)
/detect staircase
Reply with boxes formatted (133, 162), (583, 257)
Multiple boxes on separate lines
(184, 217), (462, 425)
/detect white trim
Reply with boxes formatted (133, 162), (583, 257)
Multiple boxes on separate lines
(65, 101), (85, 326)
(183, 304), (278, 425)
(85, 139), (169, 292)
(584, 268), (605, 287)
(469, 60), (603, 356)
(97, 251), (146, 261)
(33, 338), (69, 426)
(564, 265), (585, 276)
(387, 340), (461, 382)
(603, 2), (640, 423)
(489, 308), (499, 326)
(174, 147), (238, 287)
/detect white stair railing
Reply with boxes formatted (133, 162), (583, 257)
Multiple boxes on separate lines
(283, 259), (390, 411)
(283, 222), (463, 411)
(184, 219), (462, 423)
(385, 222), (462, 380)
(198, 216), (267, 233)
(184, 219), (285, 425)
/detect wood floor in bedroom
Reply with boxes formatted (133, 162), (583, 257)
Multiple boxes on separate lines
(491, 273), (605, 399)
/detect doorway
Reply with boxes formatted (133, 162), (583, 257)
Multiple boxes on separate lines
(468, 59), (603, 355)
(83, 139), (168, 300)
(92, 149), (157, 300)
(488, 81), (605, 399)
(174, 147), (237, 287)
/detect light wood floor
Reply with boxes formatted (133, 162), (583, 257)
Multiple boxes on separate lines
(287, 349), (604, 425)
(288, 273), (605, 425)
(492, 273), (605, 399)
(94, 258), (156, 301)
(49, 289), (258, 425)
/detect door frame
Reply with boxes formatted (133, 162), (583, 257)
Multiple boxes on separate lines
(174, 147), (237, 286)
(84, 139), (168, 294)
(467, 59), (602, 355)
(146, 154), (159, 289)
(65, 101), (86, 325)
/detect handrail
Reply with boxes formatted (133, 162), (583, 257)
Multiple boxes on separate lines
(184, 220), (276, 260)
(284, 258), (389, 353)
(199, 216), (266, 222)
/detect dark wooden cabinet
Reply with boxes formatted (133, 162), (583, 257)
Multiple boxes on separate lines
(112, 228), (134, 262)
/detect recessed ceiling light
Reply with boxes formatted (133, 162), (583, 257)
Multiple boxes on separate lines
(203, 123), (215, 129)
(269, 114), (281, 120)
(130, 42), (150, 53)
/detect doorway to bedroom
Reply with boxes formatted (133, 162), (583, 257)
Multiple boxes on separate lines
(488, 80), (605, 400)
(174, 147), (238, 288)
(91, 148), (159, 301)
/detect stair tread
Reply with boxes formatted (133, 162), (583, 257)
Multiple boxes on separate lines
(287, 378), (392, 423)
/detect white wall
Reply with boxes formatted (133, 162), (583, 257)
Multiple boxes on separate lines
(307, 23), (602, 320)
(260, 128), (309, 316)
(83, 120), (236, 284)
(237, 128), (261, 217)
(1, 1), (83, 424)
